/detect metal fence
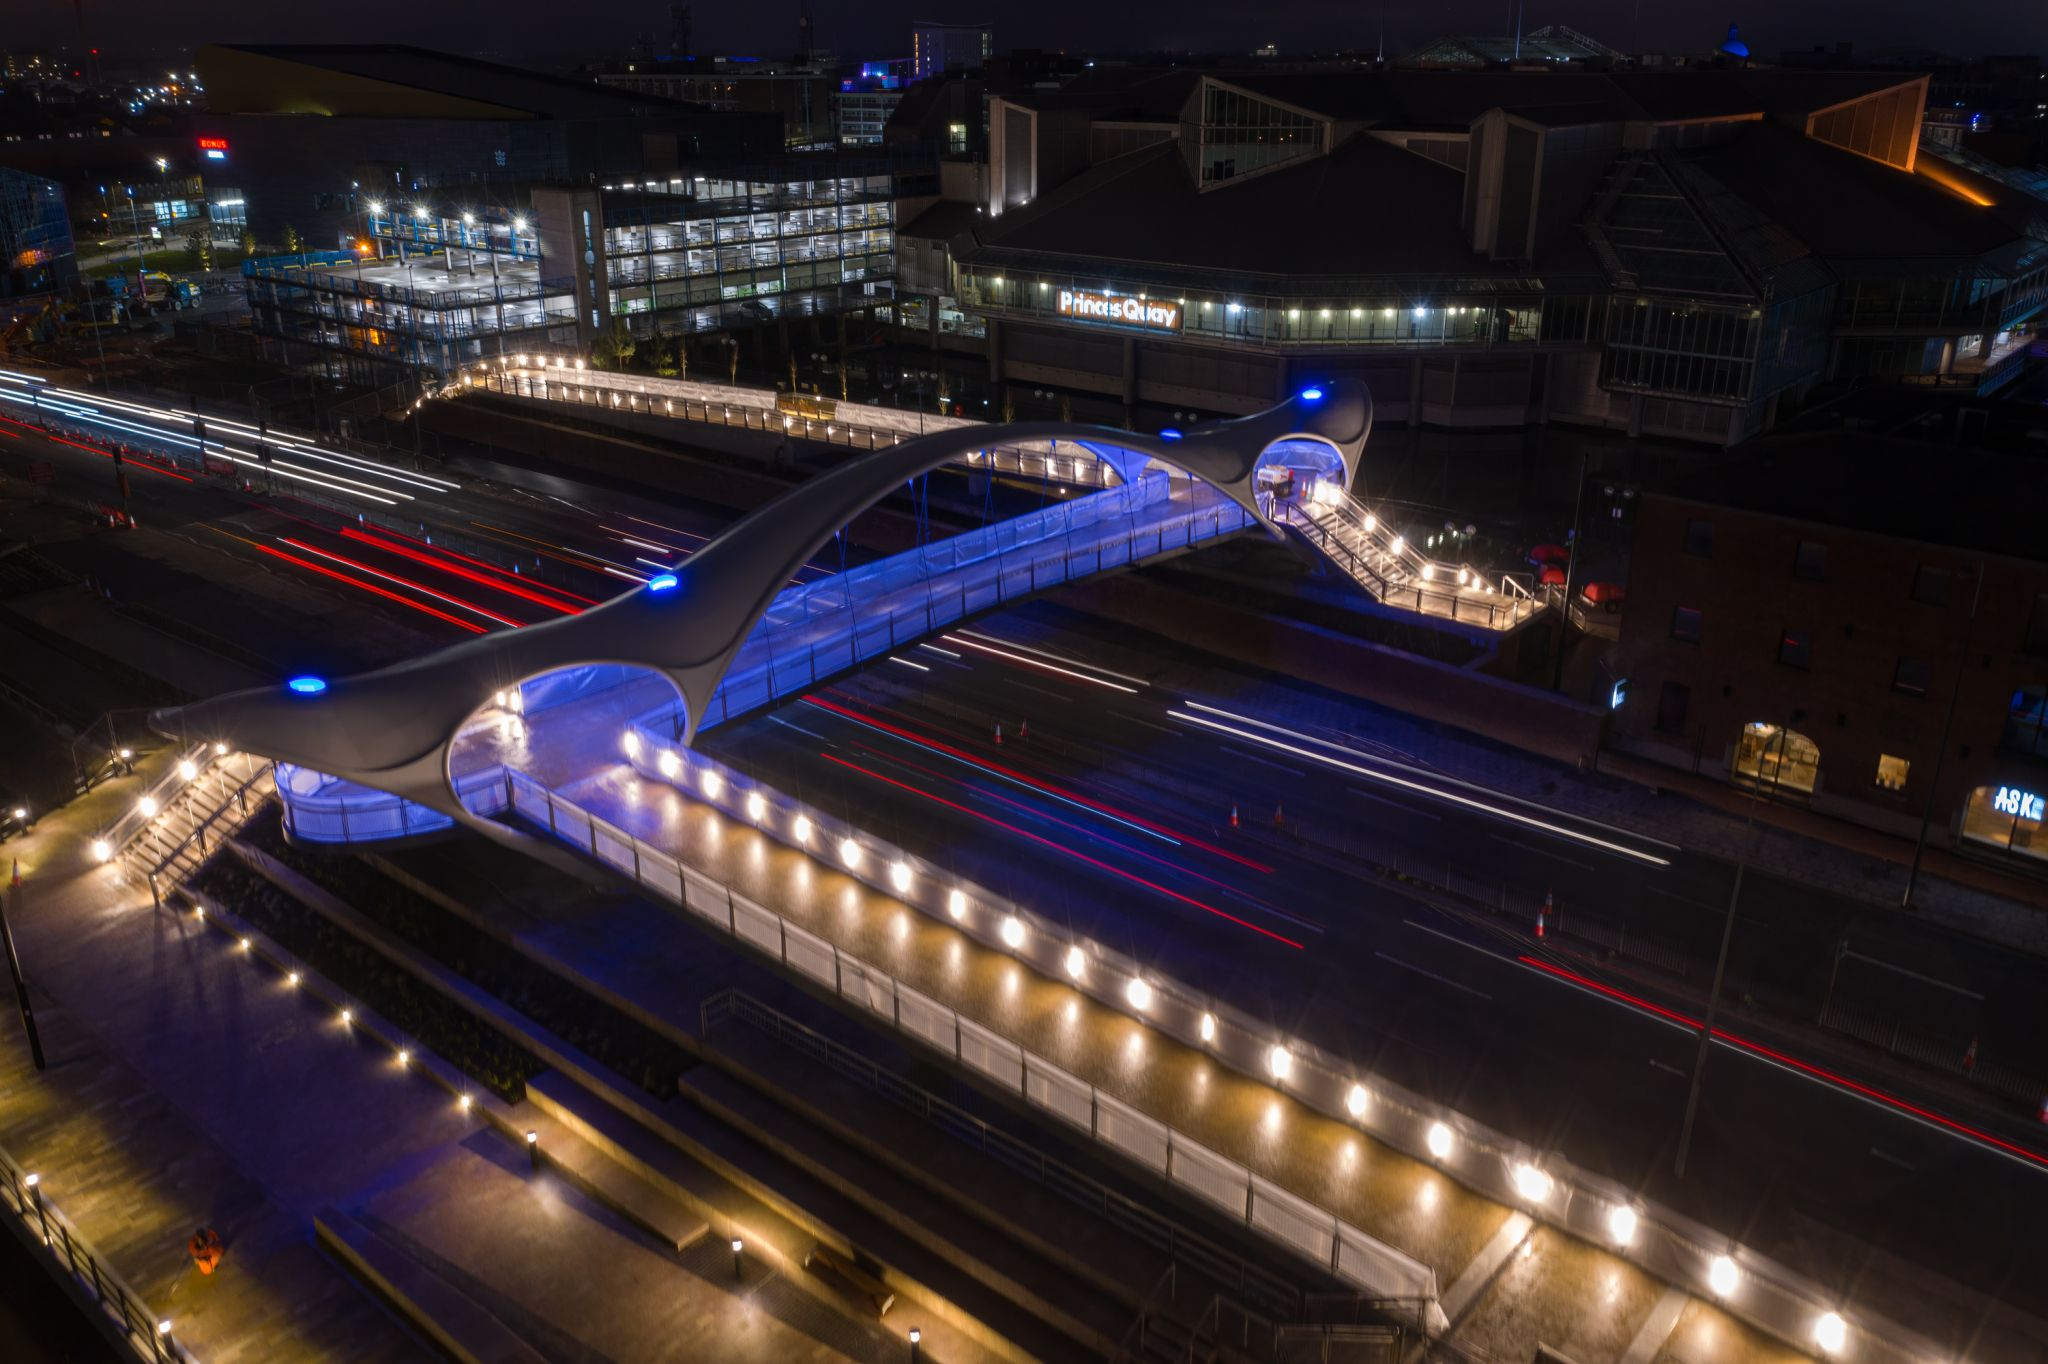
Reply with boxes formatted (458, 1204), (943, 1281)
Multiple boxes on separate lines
(0, 1151), (195, 1362)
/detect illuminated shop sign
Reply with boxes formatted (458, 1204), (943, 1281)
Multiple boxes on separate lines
(1993, 785), (2045, 821)
(1055, 288), (1182, 333)
(197, 136), (228, 161)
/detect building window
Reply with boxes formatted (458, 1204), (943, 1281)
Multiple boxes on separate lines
(2007, 685), (2048, 759)
(1778, 629), (1813, 669)
(1733, 721), (1820, 796)
(1793, 541), (1826, 581)
(2026, 595), (2048, 658)
(1656, 681), (1690, 734)
(1671, 606), (1703, 644)
(947, 123), (968, 154)
(1960, 783), (2048, 865)
(1874, 753), (1909, 792)
(1893, 657), (1932, 696)
(1683, 519), (1714, 557)
(1911, 564), (1948, 606)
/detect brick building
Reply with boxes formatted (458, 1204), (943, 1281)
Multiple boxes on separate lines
(1607, 437), (2048, 872)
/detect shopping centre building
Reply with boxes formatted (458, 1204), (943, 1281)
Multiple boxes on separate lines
(899, 65), (2044, 444)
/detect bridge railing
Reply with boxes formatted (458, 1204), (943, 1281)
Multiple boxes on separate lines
(497, 763), (1443, 1322)
(700, 480), (1253, 730)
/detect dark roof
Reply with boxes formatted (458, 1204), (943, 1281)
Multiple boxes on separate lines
(899, 200), (982, 241)
(1061, 67), (1926, 135)
(1653, 436), (2048, 562)
(999, 70), (1200, 120)
(206, 44), (697, 119)
(1683, 122), (2025, 264)
(960, 134), (1603, 288)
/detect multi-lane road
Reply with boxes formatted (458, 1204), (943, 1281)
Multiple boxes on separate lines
(4, 388), (2046, 1345)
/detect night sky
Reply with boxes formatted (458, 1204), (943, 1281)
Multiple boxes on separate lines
(16, 0), (2046, 69)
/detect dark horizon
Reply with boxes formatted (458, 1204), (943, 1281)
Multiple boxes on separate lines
(13, 0), (2047, 71)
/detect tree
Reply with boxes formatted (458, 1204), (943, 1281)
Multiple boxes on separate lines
(1001, 391), (1016, 423)
(727, 337), (739, 384)
(676, 336), (689, 381)
(590, 317), (636, 371)
(282, 224), (302, 253)
(648, 334), (678, 378)
(184, 229), (213, 273)
(240, 230), (256, 257)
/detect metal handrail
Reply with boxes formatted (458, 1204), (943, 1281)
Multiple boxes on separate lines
(143, 761), (276, 882)
(0, 1151), (195, 1362)
(700, 987), (1364, 1324)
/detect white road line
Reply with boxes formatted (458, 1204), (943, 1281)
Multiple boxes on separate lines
(1112, 712), (1179, 736)
(767, 716), (828, 741)
(888, 656), (931, 672)
(1221, 745), (1304, 777)
(1869, 1146), (1917, 1171)
(945, 633), (1139, 692)
(1488, 833), (1595, 873)
(1345, 786), (1442, 819)
(1648, 1058), (1687, 1078)
(1374, 952), (1492, 1000)
(1171, 708), (1670, 867)
(955, 628), (1148, 684)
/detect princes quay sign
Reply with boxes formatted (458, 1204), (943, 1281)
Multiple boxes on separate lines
(1054, 289), (1184, 333)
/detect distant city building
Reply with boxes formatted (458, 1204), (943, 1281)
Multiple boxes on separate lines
(912, 20), (992, 81)
(1609, 439), (2048, 870)
(1405, 25), (1623, 68)
(0, 166), (76, 298)
(595, 55), (840, 148)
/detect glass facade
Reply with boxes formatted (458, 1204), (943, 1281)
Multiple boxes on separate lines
(959, 269), (1587, 352)
(1186, 84), (1320, 187)
(1600, 298), (1760, 401)
(1960, 784), (2048, 865)
(601, 173), (894, 336)
(0, 167), (77, 299)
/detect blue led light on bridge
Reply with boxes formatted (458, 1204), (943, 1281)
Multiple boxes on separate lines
(645, 573), (679, 592)
(286, 676), (328, 695)
(1159, 429), (1183, 441)
(1298, 387), (1324, 401)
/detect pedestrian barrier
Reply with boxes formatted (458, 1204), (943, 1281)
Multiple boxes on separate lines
(0, 1149), (196, 1362)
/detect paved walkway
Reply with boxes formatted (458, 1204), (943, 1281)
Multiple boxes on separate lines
(0, 751), (875, 1364)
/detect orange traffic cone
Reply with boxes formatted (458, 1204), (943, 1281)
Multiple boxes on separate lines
(1963, 1036), (1979, 1072)
(993, 723), (1003, 746)
(1230, 804), (1240, 828)
(1537, 891), (1552, 939)
(1018, 719), (1029, 741)
(1273, 802), (1285, 828)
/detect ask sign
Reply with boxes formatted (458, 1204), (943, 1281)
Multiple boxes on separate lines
(1992, 785), (2046, 821)
(1056, 289), (1183, 333)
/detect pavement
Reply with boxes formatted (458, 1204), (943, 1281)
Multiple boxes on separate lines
(0, 747), (884, 1363)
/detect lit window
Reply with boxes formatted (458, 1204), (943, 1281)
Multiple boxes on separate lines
(1733, 722), (1820, 797)
(1874, 754), (1909, 792)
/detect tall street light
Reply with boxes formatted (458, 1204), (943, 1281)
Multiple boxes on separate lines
(1674, 708), (1802, 1178)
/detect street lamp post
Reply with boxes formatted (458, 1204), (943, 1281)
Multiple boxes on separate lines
(1902, 562), (1984, 910)
(1674, 711), (1800, 1178)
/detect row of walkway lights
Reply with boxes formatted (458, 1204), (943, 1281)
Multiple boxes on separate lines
(91, 741), (233, 865)
(623, 720), (1868, 1358)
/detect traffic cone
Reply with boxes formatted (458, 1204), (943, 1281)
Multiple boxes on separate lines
(1537, 891), (1552, 939)
(1273, 802), (1285, 828)
(1230, 804), (1240, 828)
(2039, 1094), (2048, 1125)
(993, 723), (1003, 746)
(1018, 719), (1029, 741)
(1963, 1036), (1979, 1072)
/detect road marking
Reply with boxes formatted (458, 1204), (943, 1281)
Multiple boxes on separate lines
(1869, 1146), (1917, 1171)
(955, 628), (1148, 684)
(1007, 680), (1066, 702)
(767, 716), (827, 741)
(1113, 712), (1179, 736)
(916, 642), (961, 658)
(1374, 952), (1491, 1000)
(1488, 833), (1595, 873)
(888, 656), (930, 672)
(1345, 786), (1441, 819)
(1222, 745), (1304, 777)
(1170, 708), (1671, 866)
(947, 631), (1140, 691)
(1648, 1058), (1687, 1078)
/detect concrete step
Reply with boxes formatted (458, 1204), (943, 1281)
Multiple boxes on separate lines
(699, 1020), (1214, 1318)
(315, 1205), (549, 1364)
(679, 1062), (1138, 1359)
(526, 1068), (1081, 1364)
(526, 1114), (710, 1253)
